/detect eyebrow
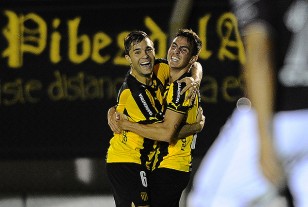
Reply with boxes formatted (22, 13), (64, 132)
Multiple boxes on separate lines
(172, 42), (190, 49)
(133, 46), (152, 52)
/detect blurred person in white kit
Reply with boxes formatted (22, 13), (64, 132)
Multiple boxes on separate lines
(187, 0), (308, 206)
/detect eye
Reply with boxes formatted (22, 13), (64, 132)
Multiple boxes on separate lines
(179, 47), (189, 54)
(171, 44), (177, 49)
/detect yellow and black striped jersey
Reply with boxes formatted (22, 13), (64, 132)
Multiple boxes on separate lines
(153, 71), (200, 172)
(106, 61), (170, 169)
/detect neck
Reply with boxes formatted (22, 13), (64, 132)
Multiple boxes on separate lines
(131, 70), (152, 85)
(169, 65), (191, 83)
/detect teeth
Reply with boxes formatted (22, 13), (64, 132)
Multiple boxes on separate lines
(171, 57), (179, 62)
(140, 61), (150, 65)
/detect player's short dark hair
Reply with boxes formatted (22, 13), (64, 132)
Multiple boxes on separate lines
(175, 29), (202, 56)
(124, 31), (149, 55)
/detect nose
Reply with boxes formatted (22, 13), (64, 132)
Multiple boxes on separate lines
(173, 46), (180, 54)
(143, 50), (151, 58)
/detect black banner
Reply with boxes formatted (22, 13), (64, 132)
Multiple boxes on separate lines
(0, 0), (244, 159)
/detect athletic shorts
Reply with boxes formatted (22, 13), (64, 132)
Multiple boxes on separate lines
(106, 163), (150, 207)
(149, 167), (191, 207)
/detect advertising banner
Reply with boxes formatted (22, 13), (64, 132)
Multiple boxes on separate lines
(0, 0), (244, 158)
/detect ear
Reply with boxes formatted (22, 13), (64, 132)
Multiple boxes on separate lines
(125, 55), (132, 64)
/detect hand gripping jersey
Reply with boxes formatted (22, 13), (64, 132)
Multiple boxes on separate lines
(152, 71), (200, 172)
(106, 61), (170, 169)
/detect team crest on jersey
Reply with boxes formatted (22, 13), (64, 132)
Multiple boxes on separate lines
(140, 192), (148, 201)
(181, 138), (187, 151)
(121, 131), (127, 144)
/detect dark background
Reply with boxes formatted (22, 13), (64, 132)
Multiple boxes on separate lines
(0, 0), (244, 159)
(0, 0), (244, 195)
(0, 0), (244, 196)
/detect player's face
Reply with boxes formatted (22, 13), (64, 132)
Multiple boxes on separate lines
(126, 38), (155, 78)
(167, 36), (194, 70)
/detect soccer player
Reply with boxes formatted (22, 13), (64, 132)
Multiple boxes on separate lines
(112, 29), (203, 207)
(105, 30), (203, 207)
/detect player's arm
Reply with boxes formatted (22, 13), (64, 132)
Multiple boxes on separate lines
(118, 108), (185, 143)
(179, 62), (203, 96)
(177, 106), (205, 139)
(117, 106), (204, 144)
(244, 23), (285, 187)
(107, 105), (121, 134)
(191, 61), (203, 86)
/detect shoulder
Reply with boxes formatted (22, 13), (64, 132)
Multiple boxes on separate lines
(155, 58), (168, 65)
(153, 58), (170, 84)
(154, 58), (169, 71)
(167, 73), (191, 103)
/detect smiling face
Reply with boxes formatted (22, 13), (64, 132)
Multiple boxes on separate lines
(125, 37), (155, 83)
(167, 36), (196, 71)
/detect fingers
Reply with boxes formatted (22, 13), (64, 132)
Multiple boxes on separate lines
(107, 106), (122, 134)
(181, 85), (190, 95)
(181, 80), (198, 96)
(196, 107), (203, 122)
(183, 85), (196, 102)
(177, 77), (194, 84)
(177, 77), (200, 105)
(189, 88), (197, 103)
(195, 107), (205, 132)
(110, 113), (122, 134)
(179, 77), (194, 95)
(201, 114), (206, 123)
(115, 112), (120, 120)
(107, 106), (116, 126)
(200, 115), (206, 130)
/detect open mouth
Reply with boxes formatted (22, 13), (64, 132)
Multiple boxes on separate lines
(171, 56), (180, 62)
(140, 61), (151, 68)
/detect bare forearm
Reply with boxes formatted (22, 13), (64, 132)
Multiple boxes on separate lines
(244, 25), (286, 187)
(178, 122), (202, 139)
(123, 121), (200, 143)
(121, 120), (177, 142)
(244, 25), (275, 142)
